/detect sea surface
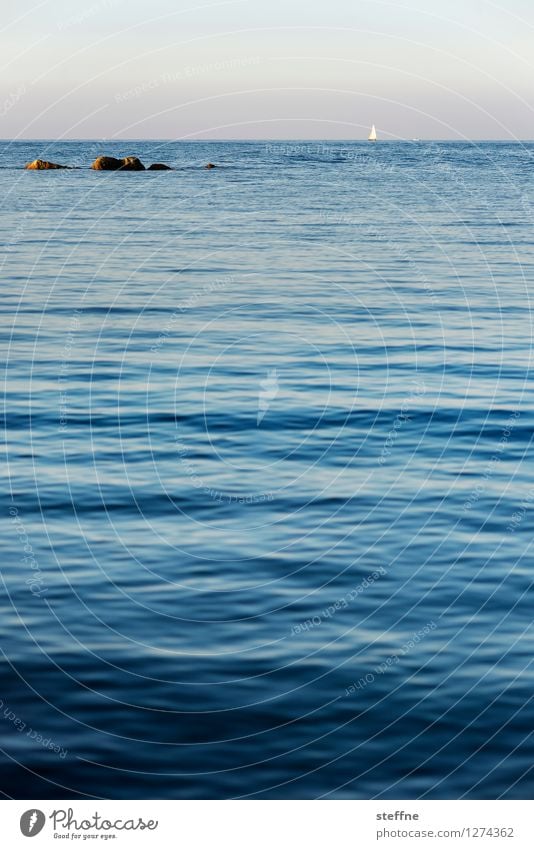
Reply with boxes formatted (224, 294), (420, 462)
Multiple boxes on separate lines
(1, 140), (533, 799)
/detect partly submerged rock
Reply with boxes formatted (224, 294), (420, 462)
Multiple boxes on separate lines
(91, 156), (123, 170)
(25, 159), (69, 170)
(148, 163), (173, 170)
(121, 156), (145, 171)
(204, 162), (217, 169)
(91, 155), (146, 171)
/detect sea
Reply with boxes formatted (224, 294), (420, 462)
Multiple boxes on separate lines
(1, 140), (533, 799)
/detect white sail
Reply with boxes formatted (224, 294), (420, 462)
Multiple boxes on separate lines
(368, 124), (377, 142)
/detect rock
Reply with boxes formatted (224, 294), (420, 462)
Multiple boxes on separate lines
(121, 156), (145, 171)
(25, 159), (69, 170)
(91, 155), (146, 171)
(91, 156), (123, 170)
(204, 162), (217, 169)
(148, 163), (173, 170)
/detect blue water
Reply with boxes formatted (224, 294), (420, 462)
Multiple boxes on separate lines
(1, 140), (533, 799)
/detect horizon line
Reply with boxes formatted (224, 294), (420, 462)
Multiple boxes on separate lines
(1, 137), (533, 143)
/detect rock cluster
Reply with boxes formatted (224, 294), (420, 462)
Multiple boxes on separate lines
(91, 155), (146, 171)
(25, 155), (217, 171)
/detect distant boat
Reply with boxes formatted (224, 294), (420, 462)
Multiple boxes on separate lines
(368, 124), (377, 142)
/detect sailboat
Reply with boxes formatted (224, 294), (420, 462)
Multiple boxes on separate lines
(368, 124), (377, 142)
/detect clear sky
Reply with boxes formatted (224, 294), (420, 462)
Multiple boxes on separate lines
(2, 0), (534, 139)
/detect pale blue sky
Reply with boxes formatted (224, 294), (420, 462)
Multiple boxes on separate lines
(2, 0), (534, 138)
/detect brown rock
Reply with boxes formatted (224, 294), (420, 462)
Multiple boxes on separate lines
(204, 162), (217, 169)
(91, 155), (146, 171)
(91, 156), (123, 170)
(25, 159), (69, 170)
(148, 163), (173, 170)
(120, 156), (145, 171)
